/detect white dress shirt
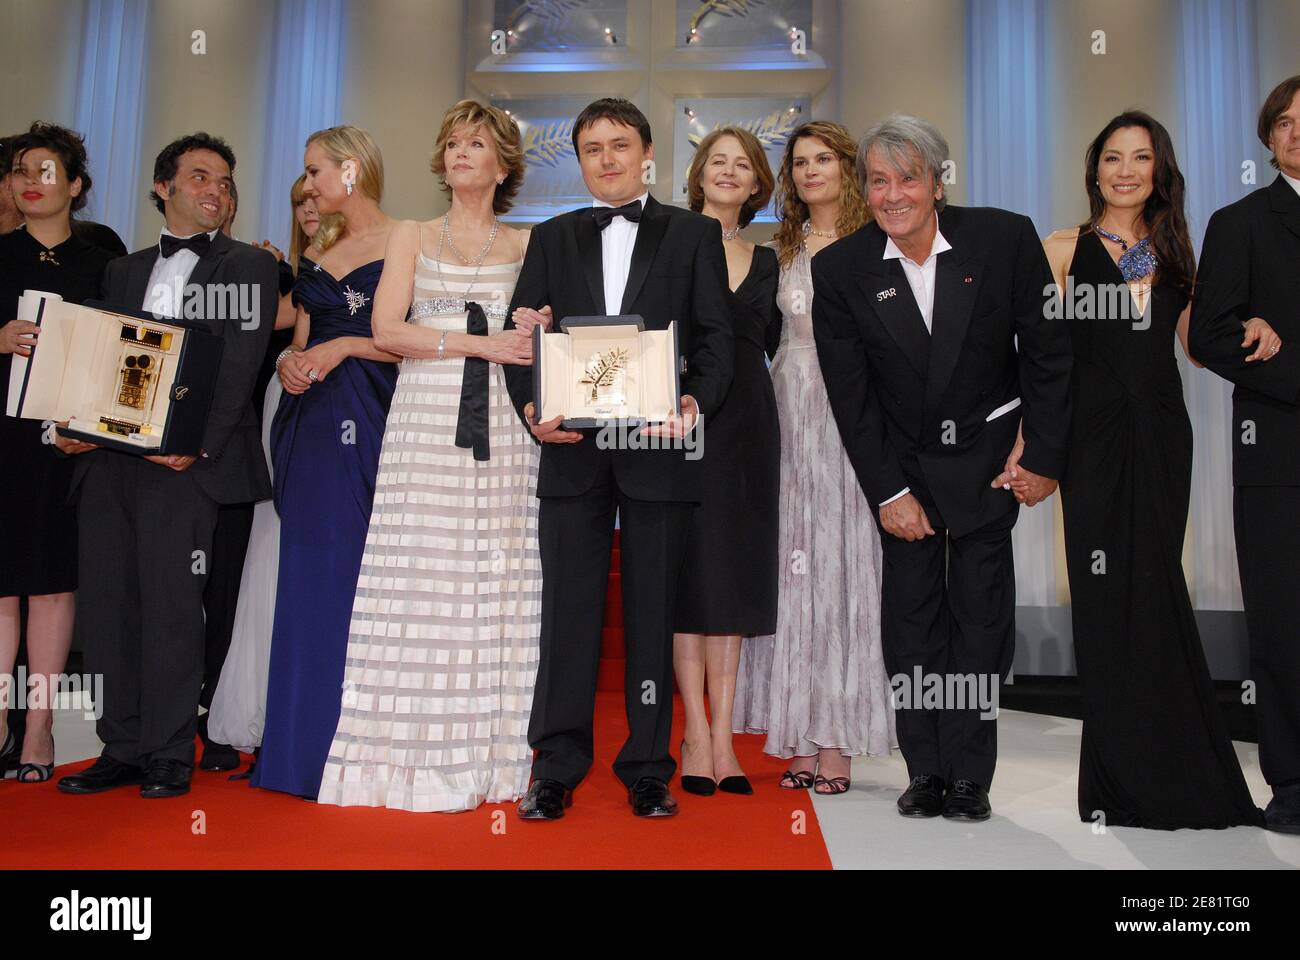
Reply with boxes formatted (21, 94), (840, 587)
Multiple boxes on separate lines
(883, 216), (952, 334)
(1284, 171), (1300, 199)
(143, 227), (219, 318)
(880, 216), (952, 507)
(593, 192), (647, 315)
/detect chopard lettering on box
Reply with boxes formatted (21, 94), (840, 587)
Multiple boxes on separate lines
(877, 288), (897, 301)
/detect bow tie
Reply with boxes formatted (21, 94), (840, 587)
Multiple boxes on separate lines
(592, 201), (643, 231)
(159, 232), (212, 259)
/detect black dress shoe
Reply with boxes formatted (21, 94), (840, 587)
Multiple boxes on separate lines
(57, 756), (144, 795)
(941, 778), (991, 822)
(897, 774), (946, 818)
(629, 776), (678, 817)
(517, 779), (572, 820)
(1265, 783), (1300, 835)
(717, 775), (753, 795)
(228, 746), (259, 781)
(200, 738), (240, 772)
(140, 759), (193, 799)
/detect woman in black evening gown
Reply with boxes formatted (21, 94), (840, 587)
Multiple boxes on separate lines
(1038, 112), (1262, 829)
(0, 124), (123, 781)
(673, 127), (780, 797)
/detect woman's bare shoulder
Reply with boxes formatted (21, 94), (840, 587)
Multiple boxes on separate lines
(1043, 226), (1082, 247)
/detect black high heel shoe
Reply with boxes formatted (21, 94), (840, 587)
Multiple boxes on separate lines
(679, 740), (716, 796)
(0, 728), (19, 778)
(717, 775), (753, 795)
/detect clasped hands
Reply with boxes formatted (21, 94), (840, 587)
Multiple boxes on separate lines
(877, 420), (1057, 542)
(279, 340), (346, 394)
(989, 422), (1056, 507)
(486, 305), (553, 366)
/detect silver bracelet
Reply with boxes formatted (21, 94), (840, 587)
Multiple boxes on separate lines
(437, 331), (447, 361)
(274, 346), (300, 371)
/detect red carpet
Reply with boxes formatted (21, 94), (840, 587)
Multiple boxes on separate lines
(0, 691), (831, 870)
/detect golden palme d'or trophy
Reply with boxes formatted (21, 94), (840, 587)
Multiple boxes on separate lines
(579, 346), (630, 409)
(533, 316), (681, 429)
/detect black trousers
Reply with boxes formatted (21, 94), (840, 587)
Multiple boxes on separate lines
(200, 502), (254, 714)
(528, 465), (694, 789)
(76, 455), (219, 767)
(1234, 485), (1300, 787)
(879, 507), (1017, 789)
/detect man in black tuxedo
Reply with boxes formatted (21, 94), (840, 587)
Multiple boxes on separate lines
(503, 98), (732, 819)
(55, 133), (276, 799)
(1189, 75), (1300, 835)
(812, 115), (1071, 821)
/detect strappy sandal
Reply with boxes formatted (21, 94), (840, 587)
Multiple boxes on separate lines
(813, 775), (851, 795)
(17, 760), (54, 783)
(779, 769), (815, 790)
(16, 732), (55, 783)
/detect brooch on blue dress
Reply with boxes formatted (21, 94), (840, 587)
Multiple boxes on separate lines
(343, 285), (370, 315)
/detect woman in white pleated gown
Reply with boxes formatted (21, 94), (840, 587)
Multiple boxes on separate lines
(316, 101), (544, 812)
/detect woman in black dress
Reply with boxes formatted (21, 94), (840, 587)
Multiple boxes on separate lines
(1036, 112), (1263, 829)
(673, 127), (780, 796)
(0, 123), (122, 781)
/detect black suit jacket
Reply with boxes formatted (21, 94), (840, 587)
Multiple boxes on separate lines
(1189, 174), (1300, 486)
(70, 231), (278, 505)
(503, 195), (733, 501)
(811, 204), (1072, 538)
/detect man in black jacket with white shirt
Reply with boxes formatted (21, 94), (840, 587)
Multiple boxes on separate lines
(503, 99), (732, 820)
(812, 115), (1071, 822)
(56, 133), (276, 799)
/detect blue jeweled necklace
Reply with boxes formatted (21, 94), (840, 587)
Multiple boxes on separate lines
(1092, 223), (1157, 282)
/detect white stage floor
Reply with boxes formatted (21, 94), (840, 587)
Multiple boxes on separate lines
(811, 709), (1300, 869)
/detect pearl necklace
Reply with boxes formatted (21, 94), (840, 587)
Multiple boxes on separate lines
(802, 219), (837, 239)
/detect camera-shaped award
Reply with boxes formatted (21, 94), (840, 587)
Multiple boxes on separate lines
(5, 289), (223, 456)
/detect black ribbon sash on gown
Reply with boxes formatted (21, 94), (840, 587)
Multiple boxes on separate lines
(455, 301), (491, 462)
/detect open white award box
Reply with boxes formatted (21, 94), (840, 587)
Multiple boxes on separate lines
(532, 315), (682, 429)
(5, 289), (223, 456)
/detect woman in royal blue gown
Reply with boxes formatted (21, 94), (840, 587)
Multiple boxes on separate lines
(253, 126), (400, 798)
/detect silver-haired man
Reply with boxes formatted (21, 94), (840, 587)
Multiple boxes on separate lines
(810, 114), (1072, 821)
